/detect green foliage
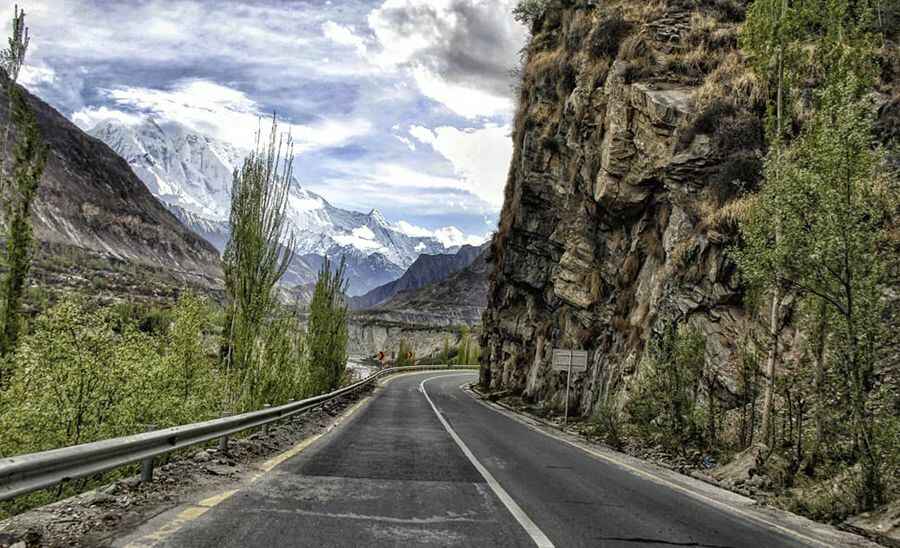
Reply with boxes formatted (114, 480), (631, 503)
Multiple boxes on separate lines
(222, 117), (297, 408)
(513, 0), (550, 27)
(222, 117), (295, 373)
(0, 295), (225, 459)
(456, 326), (481, 366)
(626, 322), (709, 451)
(0, 9), (45, 366)
(395, 339), (415, 367)
(0, 5), (29, 83)
(735, 13), (894, 507)
(306, 257), (350, 393)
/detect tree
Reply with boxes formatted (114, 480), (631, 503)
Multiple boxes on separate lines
(396, 339), (415, 367)
(222, 117), (295, 406)
(736, 62), (893, 508)
(0, 7), (45, 366)
(739, 0), (808, 447)
(306, 257), (349, 393)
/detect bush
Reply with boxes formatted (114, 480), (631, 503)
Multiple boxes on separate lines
(625, 321), (708, 451)
(513, 0), (550, 27)
(588, 13), (632, 59)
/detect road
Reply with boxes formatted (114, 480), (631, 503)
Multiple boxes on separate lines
(142, 372), (819, 547)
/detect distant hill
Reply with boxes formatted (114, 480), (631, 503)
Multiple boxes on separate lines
(353, 246), (490, 328)
(349, 244), (486, 310)
(0, 70), (222, 295)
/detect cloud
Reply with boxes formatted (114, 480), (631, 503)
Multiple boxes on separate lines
(322, 21), (369, 56)
(73, 79), (371, 152)
(368, 0), (527, 118)
(409, 123), (511, 209)
(394, 221), (489, 247)
(71, 106), (145, 128)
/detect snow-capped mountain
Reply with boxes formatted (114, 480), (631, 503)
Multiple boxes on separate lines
(88, 119), (460, 295)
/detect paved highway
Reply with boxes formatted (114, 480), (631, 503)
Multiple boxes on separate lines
(139, 372), (831, 547)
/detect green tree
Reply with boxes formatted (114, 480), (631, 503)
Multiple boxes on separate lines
(306, 257), (349, 393)
(735, 61), (893, 508)
(222, 117), (295, 406)
(739, 0), (809, 446)
(396, 339), (415, 367)
(0, 7), (45, 366)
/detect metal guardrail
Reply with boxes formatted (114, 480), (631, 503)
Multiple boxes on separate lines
(0, 365), (478, 502)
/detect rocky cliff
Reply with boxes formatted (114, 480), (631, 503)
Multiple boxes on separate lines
(483, 0), (900, 419)
(481, 0), (773, 414)
(0, 72), (222, 293)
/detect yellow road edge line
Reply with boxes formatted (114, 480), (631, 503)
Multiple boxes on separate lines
(123, 369), (475, 548)
(123, 392), (373, 548)
(462, 383), (841, 548)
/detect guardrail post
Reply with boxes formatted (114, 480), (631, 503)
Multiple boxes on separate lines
(141, 424), (157, 483)
(262, 404), (272, 436)
(218, 412), (232, 454)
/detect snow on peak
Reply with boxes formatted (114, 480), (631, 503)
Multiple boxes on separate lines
(368, 208), (388, 227)
(90, 119), (484, 277)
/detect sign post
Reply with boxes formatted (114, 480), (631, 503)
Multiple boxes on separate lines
(551, 349), (589, 425)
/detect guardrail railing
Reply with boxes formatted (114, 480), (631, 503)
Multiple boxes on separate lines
(0, 365), (477, 502)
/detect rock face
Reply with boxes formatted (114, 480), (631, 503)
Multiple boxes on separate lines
(481, 2), (765, 415)
(0, 72), (222, 288)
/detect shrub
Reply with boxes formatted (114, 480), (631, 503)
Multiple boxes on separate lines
(513, 0), (550, 28)
(588, 13), (632, 59)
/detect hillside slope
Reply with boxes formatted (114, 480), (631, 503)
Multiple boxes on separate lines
(0, 72), (222, 291)
(349, 244), (485, 310)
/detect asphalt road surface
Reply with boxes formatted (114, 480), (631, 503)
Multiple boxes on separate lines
(153, 372), (815, 547)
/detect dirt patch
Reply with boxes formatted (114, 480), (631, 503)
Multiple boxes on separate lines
(0, 388), (371, 548)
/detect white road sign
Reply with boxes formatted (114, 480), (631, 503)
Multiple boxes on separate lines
(551, 349), (588, 372)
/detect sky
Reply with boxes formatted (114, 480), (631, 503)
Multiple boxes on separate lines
(3, 0), (528, 242)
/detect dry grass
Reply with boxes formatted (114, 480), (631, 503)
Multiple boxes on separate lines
(528, 47), (568, 83)
(621, 0), (666, 25)
(695, 51), (763, 112)
(698, 194), (758, 233)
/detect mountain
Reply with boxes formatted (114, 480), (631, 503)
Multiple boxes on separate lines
(354, 247), (490, 327)
(88, 119), (462, 295)
(0, 71), (221, 293)
(349, 243), (486, 310)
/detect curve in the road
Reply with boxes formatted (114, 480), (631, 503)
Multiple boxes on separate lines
(125, 371), (860, 548)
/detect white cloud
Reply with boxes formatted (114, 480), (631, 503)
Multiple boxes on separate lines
(18, 64), (56, 88)
(367, 0), (525, 119)
(71, 106), (145, 129)
(77, 79), (371, 152)
(411, 66), (513, 119)
(394, 221), (489, 247)
(322, 21), (368, 56)
(409, 123), (512, 209)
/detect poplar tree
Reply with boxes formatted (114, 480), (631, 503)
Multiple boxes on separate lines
(739, 0), (807, 447)
(306, 257), (349, 393)
(0, 6), (45, 366)
(222, 117), (295, 407)
(736, 35), (892, 508)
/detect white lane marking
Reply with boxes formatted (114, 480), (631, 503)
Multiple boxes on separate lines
(420, 375), (555, 548)
(462, 385), (845, 548)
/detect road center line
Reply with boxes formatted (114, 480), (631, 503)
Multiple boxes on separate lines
(420, 375), (555, 548)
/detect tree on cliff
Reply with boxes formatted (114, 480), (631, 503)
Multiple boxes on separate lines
(739, 0), (807, 448)
(736, 9), (893, 507)
(0, 6), (46, 367)
(306, 257), (350, 393)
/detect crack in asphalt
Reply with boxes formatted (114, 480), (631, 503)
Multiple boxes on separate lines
(592, 538), (735, 548)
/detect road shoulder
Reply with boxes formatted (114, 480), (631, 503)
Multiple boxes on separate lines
(464, 382), (881, 548)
